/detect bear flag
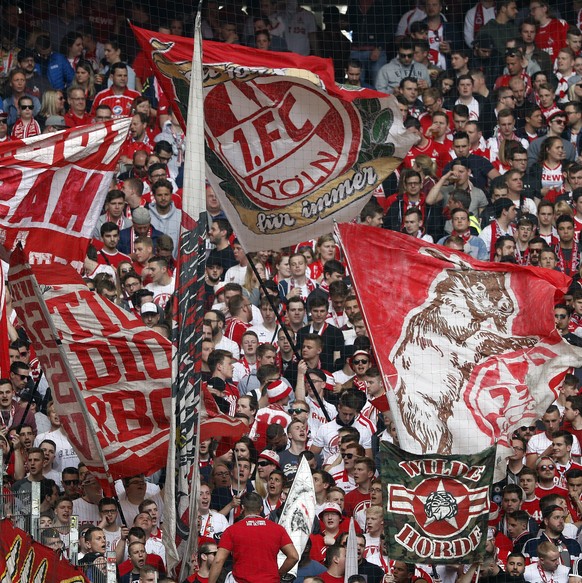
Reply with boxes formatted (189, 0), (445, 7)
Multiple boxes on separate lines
(380, 442), (495, 564)
(336, 224), (582, 480)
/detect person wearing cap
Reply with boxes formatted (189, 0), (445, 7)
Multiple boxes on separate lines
(209, 491), (298, 583)
(140, 302), (161, 328)
(72, 472), (103, 526)
(309, 503), (344, 563)
(527, 111), (577, 170)
(332, 350), (371, 393)
(478, 197), (517, 260)
(118, 207), (163, 256)
(256, 449), (282, 483)
(64, 86), (92, 128)
(253, 379), (293, 433)
(43, 114), (68, 134)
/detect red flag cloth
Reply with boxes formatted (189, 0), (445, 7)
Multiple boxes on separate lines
(8, 255), (171, 488)
(337, 224), (582, 479)
(0, 119), (130, 270)
(200, 384), (247, 456)
(131, 25), (414, 252)
(0, 518), (88, 582)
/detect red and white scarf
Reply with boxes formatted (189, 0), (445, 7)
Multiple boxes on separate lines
(554, 243), (580, 276)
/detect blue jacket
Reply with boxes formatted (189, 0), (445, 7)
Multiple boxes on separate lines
(35, 52), (74, 90)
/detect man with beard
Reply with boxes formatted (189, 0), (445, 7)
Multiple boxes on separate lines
(203, 310), (240, 359)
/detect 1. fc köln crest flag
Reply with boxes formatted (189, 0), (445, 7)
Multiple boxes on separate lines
(0, 119), (130, 270)
(131, 24), (415, 251)
(337, 225), (582, 479)
(8, 253), (171, 488)
(381, 442), (494, 563)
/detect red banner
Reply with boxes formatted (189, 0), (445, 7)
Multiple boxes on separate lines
(0, 518), (88, 582)
(0, 119), (130, 270)
(8, 255), (171, 486)
(131, 25), (414, 252)
(337, 225), (582, 478)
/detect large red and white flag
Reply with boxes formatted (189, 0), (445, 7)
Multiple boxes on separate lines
(0, 119), (130, 270)
(0, 518), (88, 582)
(337, 225), (582, 478)
(131, 25), (414, 252)
(8, 254), (171, 487)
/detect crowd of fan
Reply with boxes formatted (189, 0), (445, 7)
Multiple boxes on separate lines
(4, 0), (582, 581)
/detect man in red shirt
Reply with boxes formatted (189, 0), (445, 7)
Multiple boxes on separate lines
(344, 457), (374, 517)
(91, 62), (140, 118)
(224, 295), (252, 349)
(208, 492), (298, 583)
(96, 223), (132, 269)
(319, 544), (346, 583)
(65, 87), (92, 127)
(401, 117), (451, 177)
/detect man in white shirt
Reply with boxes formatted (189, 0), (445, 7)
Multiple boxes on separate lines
(524, 541), (570, 583)
(145, 256), (175, 309)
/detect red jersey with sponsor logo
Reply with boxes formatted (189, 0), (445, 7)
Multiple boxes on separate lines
(401, 137), (452, 177)
(343, 488), (371, 517)
(92, 87), (140, 118)
(535, 19), (568, 60)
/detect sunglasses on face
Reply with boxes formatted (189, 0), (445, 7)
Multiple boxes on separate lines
(63, 479), (80, 485)
(353, 359), (369, 365)
(539, 464), (555, 471)
(289, 408), (308, 414)
(341, 453), (354, 459)
(20, 104), (34, 110)
(519, 425), (536, 431)
(257, 460), (274, 467)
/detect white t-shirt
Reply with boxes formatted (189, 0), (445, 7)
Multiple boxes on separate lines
(146, 278), (175, 309)
(312, 414), (374, 462)
(527, 432), (581, 457)
(34, 428), (80, 474)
